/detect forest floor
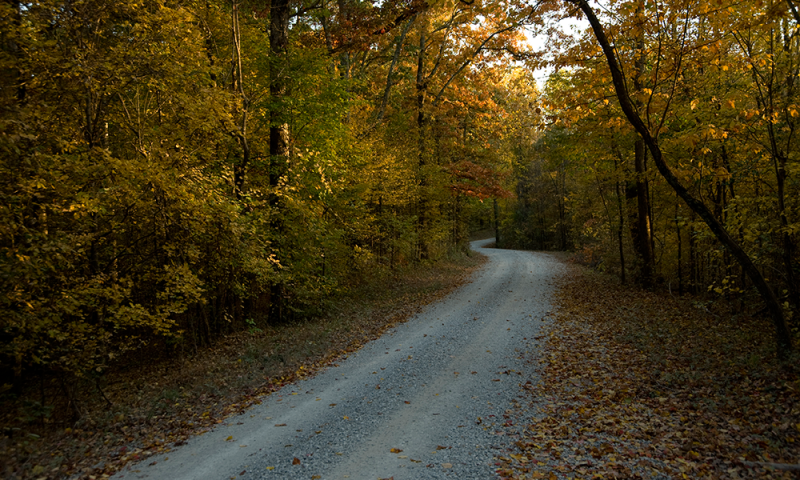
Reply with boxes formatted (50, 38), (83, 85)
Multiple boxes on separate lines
(498, 262), (800, 479)
(6, 246), (800, 480)
(0, 250), (486, 480)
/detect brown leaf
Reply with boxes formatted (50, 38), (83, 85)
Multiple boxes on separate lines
(292, 457), (301, 465)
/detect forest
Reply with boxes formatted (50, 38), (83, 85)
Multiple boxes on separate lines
(1, 0), (800, 471)
(499, 0), (800, 358)
(1, 0), (538, 393)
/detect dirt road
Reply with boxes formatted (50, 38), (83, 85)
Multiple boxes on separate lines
(114, 240), (564, 480)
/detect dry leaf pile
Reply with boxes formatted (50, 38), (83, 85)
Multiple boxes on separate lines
(498, 264), (800, 479)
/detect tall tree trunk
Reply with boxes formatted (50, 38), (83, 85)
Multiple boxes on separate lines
(776, 154), (800, 312)
(416, 20), (429, 260)
(269, 0), (290, 322)
(627, 141), (654, 285)
(231, 1), (250, 199)
(494, 198), (500, 247)
(375, 16), (415, 123)
(689, 210), (697, 294)
(676, 202), (683, 295)
(572, 0), (793, 357)
(630, 0), (654, 286)
(337, 0), (352, 79)
(613, 156), (627, 284)
(2, 0), (25, 105)
(558, 169), (567, 250)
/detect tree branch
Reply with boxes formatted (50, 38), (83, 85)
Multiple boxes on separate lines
(566, 0), (793, 357)
(432, 23), (517, 106)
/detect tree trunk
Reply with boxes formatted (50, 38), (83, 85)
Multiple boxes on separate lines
(231, 1), (250, 199)
(630, 1), (654, 286)
(416, 21), (429, 260)
(269, 0), (290, 322)
(676, 202), (683, 295)
(2, 0), (25, 105)
(494, 198), (500, 247)
(776, 155), (800, 313)
(572, 0), (793, 357)
(614, 157), (627, 284)
(626, 140), (654, 286)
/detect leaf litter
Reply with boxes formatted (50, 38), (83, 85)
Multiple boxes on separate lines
(497, 263), (800, 479)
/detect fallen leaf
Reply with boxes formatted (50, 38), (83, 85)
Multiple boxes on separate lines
(442, 462), (453, 468)
(292, 457), (301, 465)
(390, 448), (403, 453)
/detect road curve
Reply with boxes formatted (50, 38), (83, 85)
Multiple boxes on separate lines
(114, 240), (565, 480)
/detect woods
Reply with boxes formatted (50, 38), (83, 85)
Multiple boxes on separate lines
(2, 0), (800, 477)
(501, 0), (800, 356)
(0, 0), (536, 412)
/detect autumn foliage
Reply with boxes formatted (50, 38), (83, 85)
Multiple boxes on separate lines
(0, 0), (534, 432)
(501, 0), (800, 356)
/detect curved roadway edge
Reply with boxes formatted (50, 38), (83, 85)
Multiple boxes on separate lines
(113, 240), (565, 480)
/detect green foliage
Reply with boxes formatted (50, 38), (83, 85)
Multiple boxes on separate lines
(0, 0), (533, 393)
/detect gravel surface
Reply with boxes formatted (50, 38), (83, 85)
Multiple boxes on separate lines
(114, 240), (565, 480)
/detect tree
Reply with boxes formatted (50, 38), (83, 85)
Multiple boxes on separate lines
(565, 0), (793, 357)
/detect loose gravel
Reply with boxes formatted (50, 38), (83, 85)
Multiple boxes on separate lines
(114, 240), (566, 480)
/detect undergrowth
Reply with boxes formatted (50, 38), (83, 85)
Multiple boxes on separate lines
(0, 250), (485, 480)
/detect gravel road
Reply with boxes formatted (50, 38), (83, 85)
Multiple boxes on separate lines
(114, 240), (565, 480)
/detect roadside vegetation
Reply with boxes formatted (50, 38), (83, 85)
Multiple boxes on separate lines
(0, 249), (483, 480)
(500, 262), (800, 479)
